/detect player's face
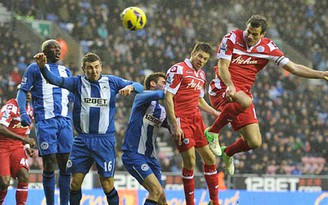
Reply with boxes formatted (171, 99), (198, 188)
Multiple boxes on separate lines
(83, 60), (102, 82)
(154, 77), (166, 90)
(44, 41), (61, 63)
(190, 51), (210, 70)
(245, 24), (265, 46)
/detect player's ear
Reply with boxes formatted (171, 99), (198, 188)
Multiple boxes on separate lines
(150, 81), (156, 87)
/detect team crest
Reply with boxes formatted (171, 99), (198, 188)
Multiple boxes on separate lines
(66, 160), (72, 168)
(40, 142), (49, 150)
(183, 138), (190, 145)
(141, 164), (149, 171)
(256, 46), (265, 52)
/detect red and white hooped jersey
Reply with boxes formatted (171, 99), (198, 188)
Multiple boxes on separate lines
(0, 99), (33, 146)
(165, 59), (206, 117)
(209, 30), (290, 95)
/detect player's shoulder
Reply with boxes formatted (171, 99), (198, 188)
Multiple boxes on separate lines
(258, 37), (281, 53)
(224, 29), (243, 38)
(1, 99), (18, 112)
(25, 62), (40, 73)
(6, 99), (18, 106)
(167, 61), (185, 74)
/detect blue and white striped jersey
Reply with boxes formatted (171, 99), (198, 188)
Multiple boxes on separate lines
(20, 63), (72, 122)
(122, 90), (168, 158)
(40, 66), (144, 134)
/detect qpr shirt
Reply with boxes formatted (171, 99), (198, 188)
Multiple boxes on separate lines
(20, 63), (72, 122)
(0, 99), (33, 147)
(165, 59), (206, 117)
(210, 30), (290, 94)
(122, 90), (168, 158)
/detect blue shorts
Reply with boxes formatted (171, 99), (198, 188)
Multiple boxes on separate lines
(67, 134), (116, 177)
(35, 117), (73, 156)
(122, 151), (163, 185)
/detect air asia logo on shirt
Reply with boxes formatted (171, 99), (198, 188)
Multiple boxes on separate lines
(84, 97), (108, 107)
(186, 79), (202, 90)
(232, 56), (258, 64)
(144, 114), (162, 128)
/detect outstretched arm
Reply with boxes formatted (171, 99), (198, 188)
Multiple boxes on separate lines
(118, 82), (144, 96)
(0, 124), (36, 147)
(283, 61), (328, 80)
(34, 53), (75, 90)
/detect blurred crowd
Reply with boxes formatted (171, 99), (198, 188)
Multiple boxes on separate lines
(0, 0), (327, 175)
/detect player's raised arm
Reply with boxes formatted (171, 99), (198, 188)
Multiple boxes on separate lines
(282, 61), (328, 80)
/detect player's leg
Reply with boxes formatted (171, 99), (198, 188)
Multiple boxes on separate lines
(180, 148), (196, 205)
(42, 154), (57, 205)
(57, 117), (74, 205)
(205, 90), (251, 156)
(94, 135), (118, 205)
(122, 152), (165, 205)
(142, 174), (165, 205)
(69, 173), (87, 205)
(197, 146), (219, 205)
(222, 123), (262, 175)
(209, 91), (252, 134)
(99, 176), (119, 205)
(11, 147), (30, 205)
(56, 153), (71, 205)
(67, 135), (93, 205)
(16, 168), (29, 205)
(36, 119), (61, 205)
(0, 150), (11, 205)
(0, 175), (10, 205)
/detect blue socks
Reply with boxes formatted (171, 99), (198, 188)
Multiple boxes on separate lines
(105, 188), (119, 205)
(42, 171), (55, 205)
(70, 189), (82, 205)
(59, 171), (71, 205)
(144, 199), (158, 205)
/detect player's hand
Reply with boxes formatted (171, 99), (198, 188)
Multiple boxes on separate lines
(20, 112), (31, 127)
(33, 53), (47, 69)
(323, 72), (328, 81)
(226, 84), (236, 102)
(119, 85), (134, 96)
(25, 138), (36, 147)
(26, 148), (36, 158)
(171, 125), (184, 146)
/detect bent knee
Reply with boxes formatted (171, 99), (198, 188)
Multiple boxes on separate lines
(249, 140), (262, 149)
(235, 92), (253, 109)
(0, 178), (10, 190)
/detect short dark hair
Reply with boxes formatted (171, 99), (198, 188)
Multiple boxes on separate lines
(191, 42), (212, 56)
(143, 72), (166, 90)
(246, 15), (268, 34)
(82, 52), (102, 67)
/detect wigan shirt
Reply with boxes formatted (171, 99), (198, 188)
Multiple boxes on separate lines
(122, 90), (168, 158)
(20, 63), (72, 122)
(40, 66), (144, 135)
(165, 59), (206, 117)
(209, 30), (290, 95)
(0, 99), (33, 147)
